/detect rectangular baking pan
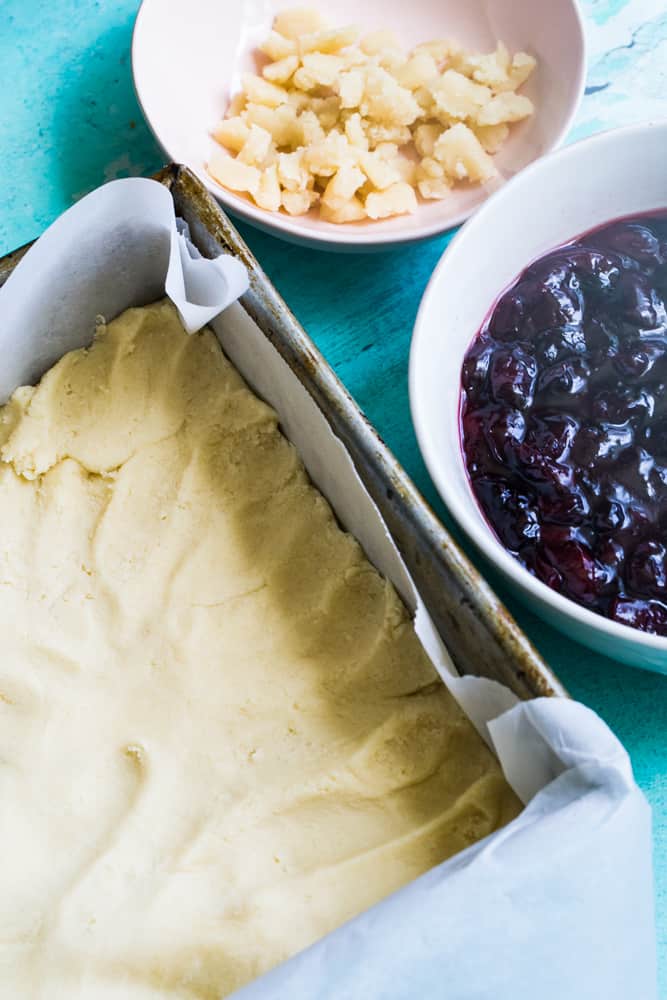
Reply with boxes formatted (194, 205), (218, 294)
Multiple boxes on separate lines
(0, 164), (566, 702)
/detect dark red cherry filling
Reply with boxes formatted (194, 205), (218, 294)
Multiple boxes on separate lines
(460, 210), (667, 636)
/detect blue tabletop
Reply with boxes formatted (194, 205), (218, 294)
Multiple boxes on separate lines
(2, 0), (665, 991)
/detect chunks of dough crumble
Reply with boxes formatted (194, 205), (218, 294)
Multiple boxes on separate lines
(207, 7), (536, 222)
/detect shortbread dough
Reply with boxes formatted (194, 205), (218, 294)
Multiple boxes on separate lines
(0, 300), (520, 998)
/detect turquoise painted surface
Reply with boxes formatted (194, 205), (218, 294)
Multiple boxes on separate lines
(1, 0), (665, 991)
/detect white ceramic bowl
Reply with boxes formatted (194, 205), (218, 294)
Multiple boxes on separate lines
(132, 0), (585, 251)
(410, 121), (667, 674)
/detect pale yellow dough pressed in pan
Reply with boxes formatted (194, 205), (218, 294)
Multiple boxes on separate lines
(0, 300), (520, 998)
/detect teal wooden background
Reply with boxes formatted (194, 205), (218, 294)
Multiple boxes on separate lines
(1, 0), (665, 991)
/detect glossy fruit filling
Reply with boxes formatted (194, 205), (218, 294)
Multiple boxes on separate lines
(460, 210), (667, 635)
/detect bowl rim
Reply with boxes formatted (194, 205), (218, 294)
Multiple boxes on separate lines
(409, 119), (667, 652)
(131, 0), (587, 249)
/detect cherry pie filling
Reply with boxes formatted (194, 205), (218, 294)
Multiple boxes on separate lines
(460, 211), (667, 635)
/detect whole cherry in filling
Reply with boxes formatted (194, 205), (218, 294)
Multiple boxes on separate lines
(460, 210), (667, 636)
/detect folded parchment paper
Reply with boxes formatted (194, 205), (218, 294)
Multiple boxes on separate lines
(0, 179), (656, 1000)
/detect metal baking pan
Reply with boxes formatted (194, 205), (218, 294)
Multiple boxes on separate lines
(0, 164), (565, 702)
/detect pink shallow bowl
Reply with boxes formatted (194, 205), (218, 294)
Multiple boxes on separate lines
(409, 121), (667, 674)
(132, 0), (586, 251)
